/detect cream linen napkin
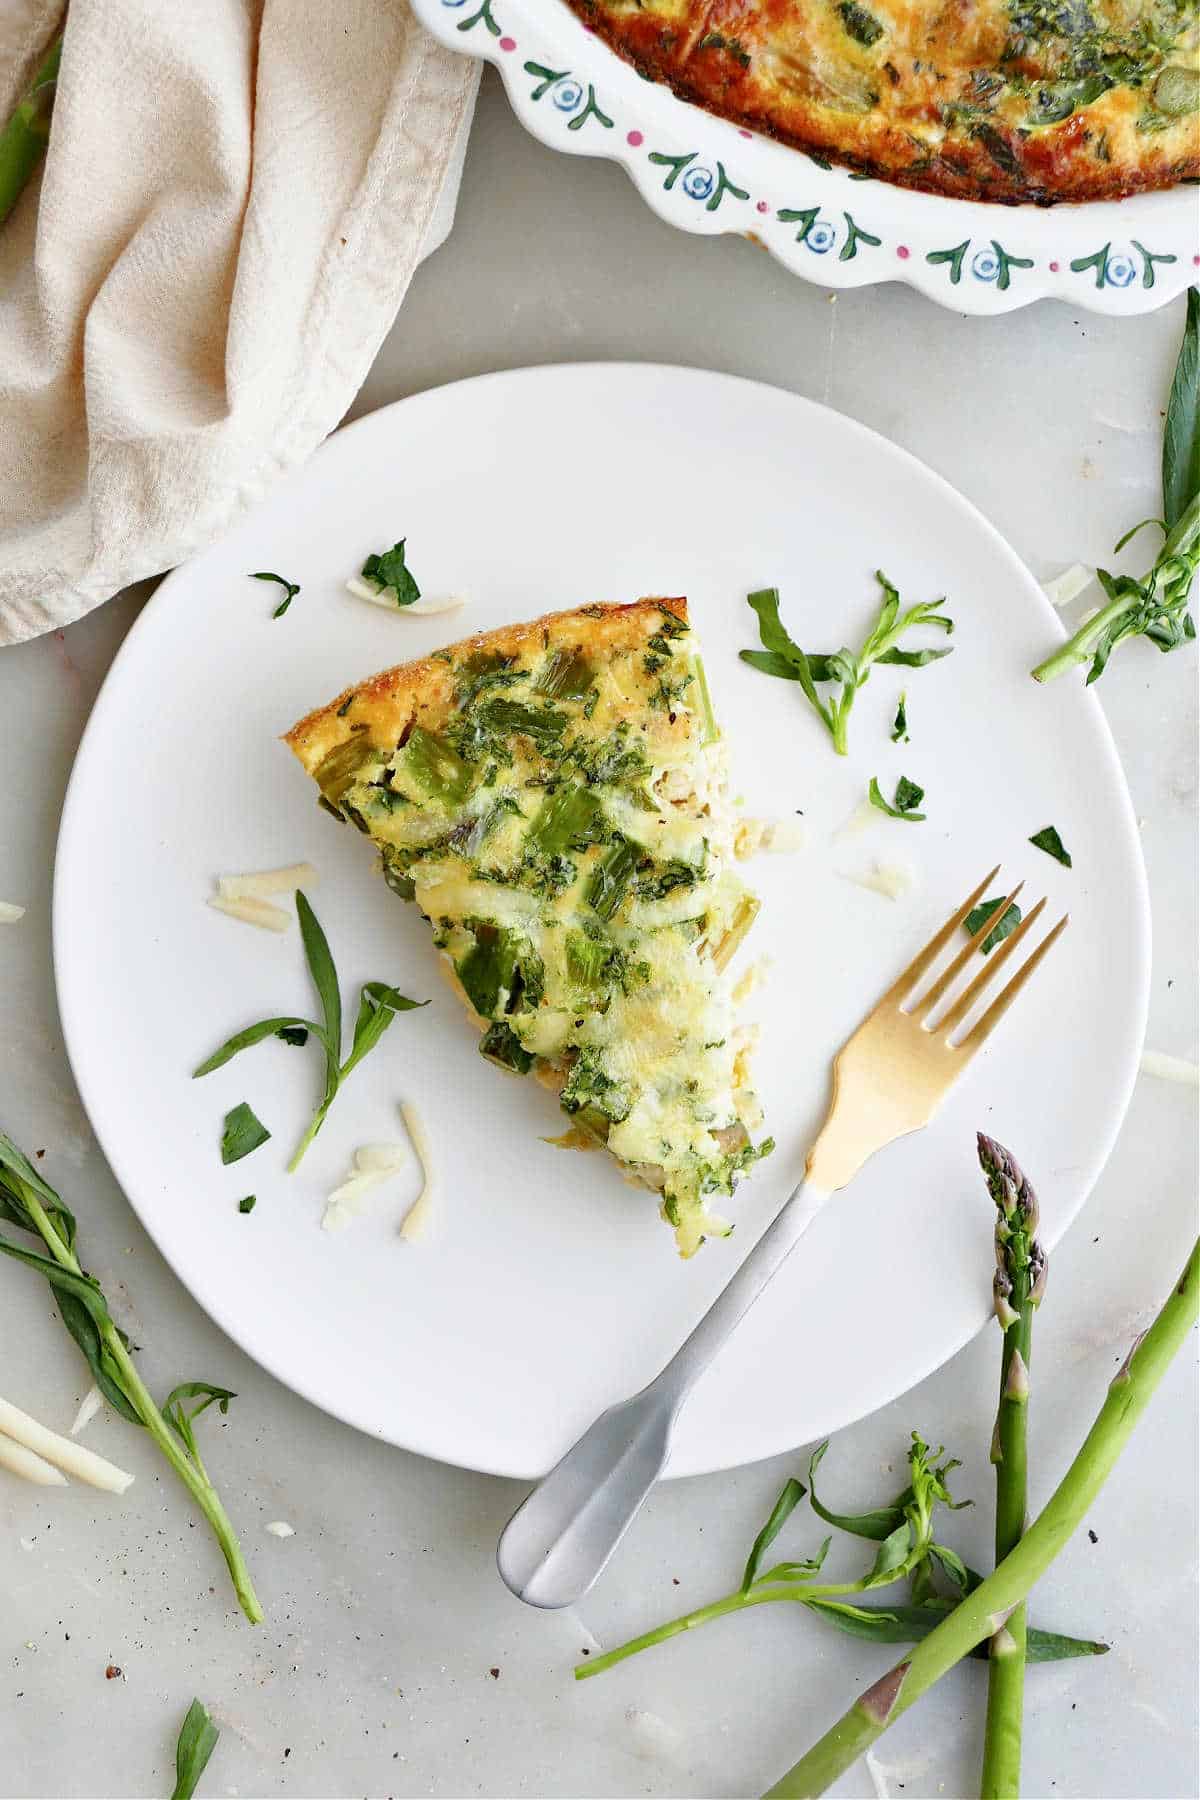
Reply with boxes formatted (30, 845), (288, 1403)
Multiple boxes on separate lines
(0, 1), (479, 645)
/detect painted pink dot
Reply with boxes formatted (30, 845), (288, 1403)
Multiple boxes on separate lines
(1193, 254), (1200, 266)
(1049, 260), (1060, 272)
(499, 34), (516, 49)
(756, 200), (769, 214)
(626, 129), (644, 147)
(739, 129), (753, 139)
(896, 244), (910, 260)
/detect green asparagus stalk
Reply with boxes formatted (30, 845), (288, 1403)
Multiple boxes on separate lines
(0, 1134), (263, 1624)
(978, 1134), (1046, 1799)
(0, 32), (62, 227)
(764, 1236), (1199, 1799)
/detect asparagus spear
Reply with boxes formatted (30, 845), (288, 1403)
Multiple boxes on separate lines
(978, 1134), (1046, 1800)
(764, 1236), (1199, 1799)
(0, 33), (62, 227)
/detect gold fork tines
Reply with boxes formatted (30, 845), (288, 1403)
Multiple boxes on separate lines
(807, 869), (1069, 1193)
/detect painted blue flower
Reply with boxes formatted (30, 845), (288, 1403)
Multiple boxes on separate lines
(440, 0), (470, 8)
(805, 219), (837, 255)
(971, 245), (1001, 283)
(681, 164), (716, 201)
(552, 78), (584, 112)
(1104, 249), (1137, 288)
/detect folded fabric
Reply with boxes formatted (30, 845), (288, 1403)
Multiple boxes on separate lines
(0, 0), (479, 645)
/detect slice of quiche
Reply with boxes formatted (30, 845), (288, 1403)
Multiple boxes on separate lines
(284, 599), (771, 1255)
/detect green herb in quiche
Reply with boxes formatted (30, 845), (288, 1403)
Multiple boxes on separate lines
(742, 574), (953, 755)
(195, 893), (427, 1171)
(1028, 824), (1072, 867)
(171, 1698), (220, 1800)
(869, 774), (926, 821)
(220, 1103), (270, 1165)
(237, 1195), (256, 1214)
(0, 1133), (262, 1623)
(891, 692), (908, 742)
(966, 896), (1024, 953)
(360, 539), (421, 607)
(249, 571), (300, 619)
(1033, 293), (1198, 684)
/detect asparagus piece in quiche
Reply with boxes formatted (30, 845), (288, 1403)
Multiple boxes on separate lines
(286, 599), (771, 1256)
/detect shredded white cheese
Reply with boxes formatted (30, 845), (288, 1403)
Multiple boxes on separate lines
(68, 1386), (104, 1438)
(733, 956), (773, 1005)
(346, 575), (467, 617)
(1140, 1050), (1200, 1086)
(217, 863), (318, 902)
(265, 1520), (295, 1538)
(398, 1101), (435, 1242)
(841, 859), (916, 901)
(208, 895), (291, 933)
(0, 901), (25, 923)
(0, 1432), (69, 1487)
(734, 817), (807, 859)
(1043, 563), (1094, 609)
(0, 1395), (133, 1493)
(321, 1143), (408, 1231)
(834, 797), (879, 843)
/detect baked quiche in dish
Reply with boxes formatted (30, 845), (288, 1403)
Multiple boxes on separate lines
(286, 599), (772, 1256)
(566, 0), (1200, 202)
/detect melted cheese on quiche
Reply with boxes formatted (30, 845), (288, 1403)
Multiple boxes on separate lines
(568, 0), (1199, 202)
(286, 599), (771, 1257)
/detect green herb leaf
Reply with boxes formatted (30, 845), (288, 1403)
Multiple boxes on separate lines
(891, 693), (908, 742)
(868, 775), (926, 821)
(966, 896), (1024, 953)
(927, 1541), (970, 1592)
(741, 1477), (806, 1591)
(1163, 288), (1199, 532)
(237, 1195), (256, 1214)
(806, 1597), (1108, 1661)
(250, 572), (300, 619)
(342, 980), (428, 1078)
(867, 1520), (914, 1583)
(220, 1103), (270, 1165)
(296, 891), (342, 1067)
(807, 1440), (911, 1541)
(193, 1016), (322, 1078)
(172, 1698), (220, 1800)
(1028, 825), (1072, 868)
(0, 1232), (142, 1421)
(742, 574), (952, 756)
(163, 1382), (237, 1465)
(361, 540), (421, 607)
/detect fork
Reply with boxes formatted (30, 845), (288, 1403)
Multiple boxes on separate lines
(497, 866), (1068, 1609)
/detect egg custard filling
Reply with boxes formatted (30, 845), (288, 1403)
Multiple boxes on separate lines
(285, 598), (772, 1255)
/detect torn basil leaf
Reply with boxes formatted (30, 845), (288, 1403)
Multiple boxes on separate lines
(172, 1697), (220, 1800)
(869, 774), (926, 821)
(966, 897), (1023, 953)
(361, 539), (421, 607)
(219, 1103), (270, 1165)
(891, 692), (908, 742)
(1029, 825), (1072, 868)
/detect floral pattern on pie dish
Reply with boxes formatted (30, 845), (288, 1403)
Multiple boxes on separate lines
(417, 0), (1200, 315)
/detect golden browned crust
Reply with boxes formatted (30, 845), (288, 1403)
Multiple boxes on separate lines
(284, 597), (689, 773)
(568, 0), (1200, 204)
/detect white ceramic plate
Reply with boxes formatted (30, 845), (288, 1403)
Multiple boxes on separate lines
(55, 365), (1149, 1479)
(412, 0), (1198, 314)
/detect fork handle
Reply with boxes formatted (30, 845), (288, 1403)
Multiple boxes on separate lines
(496, 1176), (830, 1608)
(661, 1175), (831, 1402)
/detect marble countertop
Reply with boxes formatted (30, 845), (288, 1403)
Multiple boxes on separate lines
(2, 69), (1196, 1800)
